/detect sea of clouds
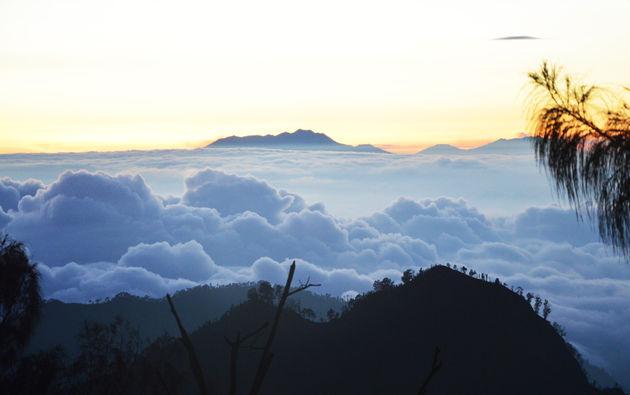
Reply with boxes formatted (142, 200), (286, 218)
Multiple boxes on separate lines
(0, 147), (628, 387)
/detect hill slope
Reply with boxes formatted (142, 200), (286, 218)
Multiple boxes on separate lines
(147, 266), (603, 395)
(207, 129), (389, 153)
(28, 283), (344, 356)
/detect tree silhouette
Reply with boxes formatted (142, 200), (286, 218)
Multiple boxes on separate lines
(300, 307), (316, 320)
(257, 281), (274, 305)
(543, 299), (551, 320)
(0, 235), (42, 368)
(401, 269), (415, 285)
(526, 292), (534, 306)
(534, 296), (542, 315)
(247, 287), (260, 303)
(1, 346), (65, 394)
(68, 316), (142, 394)
(373, 277), (394, 292)
(527, 62), (630, 258)
(166, 261), (319, 395)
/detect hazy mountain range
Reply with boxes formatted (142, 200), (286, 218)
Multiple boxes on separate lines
(416, 136), (537, 155)
(206, 129), (389, 153)
(28, 283), (344, 357)
(206, 129), (535, 155)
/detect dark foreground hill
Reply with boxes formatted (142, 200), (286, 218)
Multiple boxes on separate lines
(206, 129), (389, 153)
(28, 283), (344, 356)
(146, 266), (612, 395)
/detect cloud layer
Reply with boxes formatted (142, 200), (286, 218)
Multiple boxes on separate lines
(0, 146), (554, 218)
(0, 165), (628, 387)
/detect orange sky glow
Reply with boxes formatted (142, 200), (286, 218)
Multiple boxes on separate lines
(1, 0), (629, 154)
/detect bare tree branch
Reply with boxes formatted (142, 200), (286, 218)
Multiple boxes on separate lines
(165, 261), (319, 395)
(155, 367), (176, 395)
(249, 261), (320, 395)
(286, 277), (321, 297)
(225, 322), (268, 395)
(166, 293), (210, 395)
(418, 346), (442, 395)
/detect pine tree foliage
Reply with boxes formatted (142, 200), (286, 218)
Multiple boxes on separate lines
(0, 235), (42, 367)
(527, 62), (630, 258)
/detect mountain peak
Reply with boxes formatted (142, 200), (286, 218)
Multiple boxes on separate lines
(416, 144), (463, 155)
(206, 129), (389, 153)
(145, 264), (600, 395)
(293, 129), (316, 135)
(417, 137), (535, 155)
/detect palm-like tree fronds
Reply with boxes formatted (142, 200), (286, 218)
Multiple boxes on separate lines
(527, 62), (630, 258)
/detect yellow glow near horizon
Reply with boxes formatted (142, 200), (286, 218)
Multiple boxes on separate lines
(1, 0), (630, 154)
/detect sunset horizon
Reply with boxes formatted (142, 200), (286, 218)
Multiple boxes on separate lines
(0, 126), (521, 155)
(3, 1), (629, 157)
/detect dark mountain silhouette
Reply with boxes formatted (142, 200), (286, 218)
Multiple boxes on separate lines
(417, 137), (536, 155)
(145, 266), (610, 395)
(27, 283), (343, 357)
(206, 129), (389, 153)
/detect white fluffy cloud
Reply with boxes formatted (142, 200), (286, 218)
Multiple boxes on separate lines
(512, 206), (600, 246)
(0, 146), (552, 218)
(0, 165), (628, 387)
(118, 240), (220, 282)
(0, 177), (44, 212)
(38, 262), (196, 302)
(7, 171), (168, 265)
(182, 169), (301, 223)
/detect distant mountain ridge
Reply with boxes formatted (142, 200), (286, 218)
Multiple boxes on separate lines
(27, 283), (344, 356)
(417, 136), (537, 155)
(208, 132), (536, 155)
(206, 129), (389, 153)
(417, 143), (466, 155)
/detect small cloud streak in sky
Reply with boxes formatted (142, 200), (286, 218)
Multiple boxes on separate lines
(493, 35), (542, 40)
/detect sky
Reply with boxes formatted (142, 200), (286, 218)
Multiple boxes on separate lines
(1, 0), (630, 153)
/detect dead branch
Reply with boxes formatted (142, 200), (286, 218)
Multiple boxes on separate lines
(248, 261), (320, 395)
(166, 293), (211, 395)
(418, 346), (442, 395)
(287, 277), (322, 297)
(224, 323), (268, 395)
